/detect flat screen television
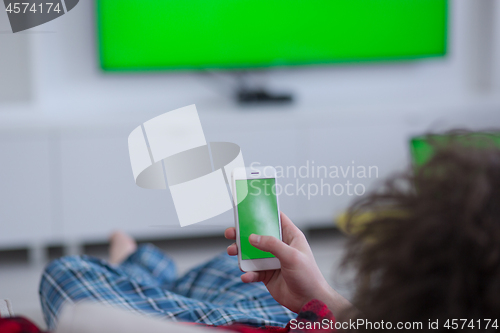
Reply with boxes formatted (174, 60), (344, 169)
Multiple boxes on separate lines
(96, 0), (448, 72)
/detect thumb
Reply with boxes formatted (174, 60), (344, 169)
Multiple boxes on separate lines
(249, 234), (296, 266)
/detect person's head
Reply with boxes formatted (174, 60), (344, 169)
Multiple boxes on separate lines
(343, 132), (500, 331)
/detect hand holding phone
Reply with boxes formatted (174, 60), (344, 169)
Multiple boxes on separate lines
(225, 211), (346, 314)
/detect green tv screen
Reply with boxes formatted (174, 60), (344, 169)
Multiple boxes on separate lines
(96, 0), (448, 71)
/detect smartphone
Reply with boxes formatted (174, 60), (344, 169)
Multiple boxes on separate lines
(232, 166), (282, 272)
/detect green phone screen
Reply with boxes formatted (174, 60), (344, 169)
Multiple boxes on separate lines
(235, 179), (281, 260)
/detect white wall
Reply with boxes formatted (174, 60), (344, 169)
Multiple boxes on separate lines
(1, 0), (498, 118)
(0, 10), (31, 103)
(0, 0), (500, 256)
(493, 0), (500, 92)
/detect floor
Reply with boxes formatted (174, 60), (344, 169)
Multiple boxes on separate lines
(0, 228), (354, 330)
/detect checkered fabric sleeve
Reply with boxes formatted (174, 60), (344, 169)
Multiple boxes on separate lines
(220, 299), (336, 333)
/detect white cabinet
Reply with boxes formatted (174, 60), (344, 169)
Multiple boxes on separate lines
(0, 132), (52, 248)
(205, 124), (303, 224)
(305, 124), (410, 224)
(59, 129), (174, 242)
(0, 113), (416, 254)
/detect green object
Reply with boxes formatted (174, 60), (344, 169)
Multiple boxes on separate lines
(410, 133), (500, 167)
(410, 137), (436, 167)
(96, 0), (448, 71)
(236, 179), (281, 260)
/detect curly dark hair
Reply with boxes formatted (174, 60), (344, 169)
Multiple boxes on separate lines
(341, 132), (500, 332)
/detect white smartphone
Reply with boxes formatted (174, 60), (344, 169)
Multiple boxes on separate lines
(231, 166), (282, 272)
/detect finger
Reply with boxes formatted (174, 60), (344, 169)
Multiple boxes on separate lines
(224, 227), (236, 240)
(280, 211), (292, 225)
(241, 271), (267, 283)
(280, 212), (307, 247)
(281, 212), (302, 238)
(227, 243), (238, 256)
(249, 234), (298, 266)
